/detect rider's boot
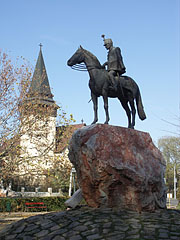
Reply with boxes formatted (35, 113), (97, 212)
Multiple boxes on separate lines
(111, 77), (117, 92)
(108, 71), (118, 92)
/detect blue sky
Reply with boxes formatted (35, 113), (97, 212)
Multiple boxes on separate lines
(0, 0), (179, 144)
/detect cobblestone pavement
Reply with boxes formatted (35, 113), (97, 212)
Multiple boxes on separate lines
(0, 207), (180, 240)
(0, 212), (47, 232)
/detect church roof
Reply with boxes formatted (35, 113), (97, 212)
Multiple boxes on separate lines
(28, 44), (53, 99)
(23, 44), (59, 112)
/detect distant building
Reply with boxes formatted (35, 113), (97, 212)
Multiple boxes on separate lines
(15, 46), (85, 189)
(20, 45), (58, 160)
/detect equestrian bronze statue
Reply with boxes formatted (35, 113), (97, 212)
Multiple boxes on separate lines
(101, 34), (126, 92)
(67, 40), (146, 129)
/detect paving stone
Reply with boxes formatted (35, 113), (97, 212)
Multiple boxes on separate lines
(25, 227), (41, 235)
(40, 220), (53, 227)
(22, 236), (36, 240)
(159, 232), (169, 238)
(158, 239), (170, 240)
(13, 223), (26, 233)
(114, 225), (129, 231)
(140, 230), (156, 237)
(24, 224), (39, 232)
(69, 235), (83, 240)
(41, 222), (55, 229)
(126, 229), (140, 235)
(26, 216), (43, 223)
(84, 221), (93, 226)
(159, 229), (170, 233)
(106, 234), (125, 240)
(102, 228), (110, 234)
(35, 229), (49, 237)
(81, 228), (99, 237)
(89, 223), (100, 228)
(15, 232), (28, 239)
(125, 235), (141, 239)
(107, 231), (125, 238)
(86, 233), (102, 240)
(170, 236), (180, 240)
(5, 234), (17, 240)
(52, 236), (65, 240)
(68, 221), (80, 228)
(103, 222), (112, 228)
(50, 224), (60, 231)
(50, 228), (68, 235)
(73, 225), (88, 231)
(143, 236), (157, 240)
(62, 230), (81, 238)
(171, 232), (180, 236)
(12, 219), (27, 228)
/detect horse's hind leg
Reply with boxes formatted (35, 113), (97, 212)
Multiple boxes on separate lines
(119, 99), (132, 128)
(129, 100), (136, 128)
(91, 93), (98, 124)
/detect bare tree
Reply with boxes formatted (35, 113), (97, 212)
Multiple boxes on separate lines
(0, 50), (32, 183)
(0, 50), (76, 191)
(158, 136), (180, 198)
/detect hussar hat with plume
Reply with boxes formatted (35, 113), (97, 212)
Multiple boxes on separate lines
(101, 34), (113, 46)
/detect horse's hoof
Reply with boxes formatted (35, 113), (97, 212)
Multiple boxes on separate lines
(91, 121), (98, 125)
(104, 122), (109, 125)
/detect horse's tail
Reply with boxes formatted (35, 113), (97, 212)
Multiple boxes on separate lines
(136, 88), (146, 120)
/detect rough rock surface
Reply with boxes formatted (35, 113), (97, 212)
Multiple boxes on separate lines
(68, 124), (166, 212)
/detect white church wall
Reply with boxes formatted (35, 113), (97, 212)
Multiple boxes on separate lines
(20, 114), (56, 159)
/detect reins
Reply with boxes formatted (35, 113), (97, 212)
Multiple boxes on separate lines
(71, 63), (102, 72)
(71, 63), (87, 72)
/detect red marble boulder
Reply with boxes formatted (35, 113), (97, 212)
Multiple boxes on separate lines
(68, 124), (166, 212)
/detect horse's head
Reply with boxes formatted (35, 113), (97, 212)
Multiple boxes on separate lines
(67, 46), (85, 67)
(67, 46), (102, 71)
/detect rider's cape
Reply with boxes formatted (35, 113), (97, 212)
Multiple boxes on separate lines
(118, 76), (137, 98)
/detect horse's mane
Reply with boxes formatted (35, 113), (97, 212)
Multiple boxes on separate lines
(83, 48), (102, 68)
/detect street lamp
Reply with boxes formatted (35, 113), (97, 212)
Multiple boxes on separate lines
(174, 164), (177, 199)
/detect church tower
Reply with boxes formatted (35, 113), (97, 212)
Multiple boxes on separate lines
(19, 45), (58, 186)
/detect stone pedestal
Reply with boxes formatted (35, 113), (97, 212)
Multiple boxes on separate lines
(68, 124), (166, 212)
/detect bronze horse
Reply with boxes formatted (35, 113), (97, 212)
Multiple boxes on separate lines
(67, 46), (146, 128)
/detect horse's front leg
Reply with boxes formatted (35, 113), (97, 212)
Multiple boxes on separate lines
(103, 94), (110, 124)
(91, 93), (98, 124)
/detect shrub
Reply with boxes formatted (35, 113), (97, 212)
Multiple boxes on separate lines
(0, 196), (68, 212)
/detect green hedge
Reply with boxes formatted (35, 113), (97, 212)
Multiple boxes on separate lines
(0, 197), (69, 212)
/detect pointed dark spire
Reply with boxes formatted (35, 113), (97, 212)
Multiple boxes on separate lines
(21, 44), (59, 116)
(28, 44), (53, 99)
